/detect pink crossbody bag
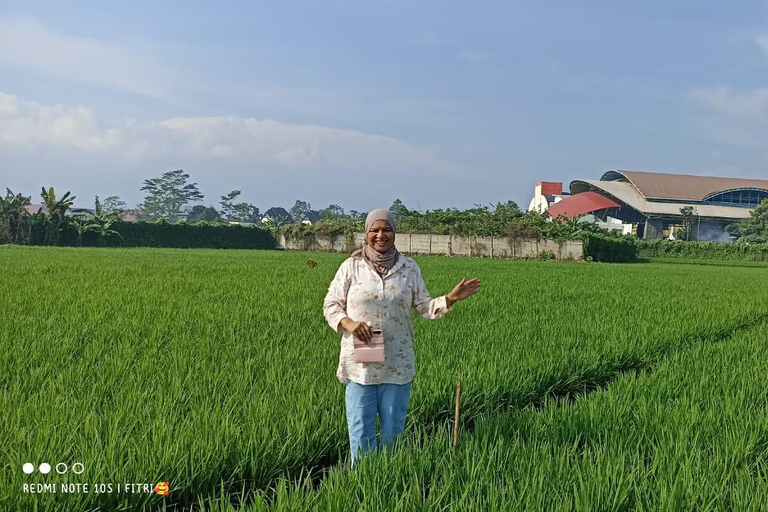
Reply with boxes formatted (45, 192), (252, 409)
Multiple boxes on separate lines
(353, 328), (385, 363)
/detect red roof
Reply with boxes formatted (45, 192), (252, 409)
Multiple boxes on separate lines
(24, 204), (47, 215)
(537, 181), (563, 195)
(546, 191), (620, 219)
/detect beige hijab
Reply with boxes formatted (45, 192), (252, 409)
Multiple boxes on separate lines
(351, 208), (399, 276)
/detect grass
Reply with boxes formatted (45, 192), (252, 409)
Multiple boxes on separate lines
(640, 257), (768, 268)
(2, 246), (767, 510)
(251, 323), (768, 511)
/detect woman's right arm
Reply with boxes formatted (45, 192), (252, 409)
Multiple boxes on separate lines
(323, 260), (353, 334)
(323, 260), (373, 341)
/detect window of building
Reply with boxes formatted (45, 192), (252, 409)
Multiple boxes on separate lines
(704, 189), (768, 207)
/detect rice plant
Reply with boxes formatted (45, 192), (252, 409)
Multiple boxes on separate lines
(2, 246), (767, 510)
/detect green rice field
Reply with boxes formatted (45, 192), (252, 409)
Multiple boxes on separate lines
(2, 246), (768, 511)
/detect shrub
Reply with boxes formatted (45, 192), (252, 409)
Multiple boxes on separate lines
(26, 219), (277, 249)
(536, 250), (557, 261)
(582, 233), (638, 262)
(281, 220), (363, 252)
(638, 240), (768, 262)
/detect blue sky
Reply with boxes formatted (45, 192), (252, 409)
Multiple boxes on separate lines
(2, 0), (768, 213)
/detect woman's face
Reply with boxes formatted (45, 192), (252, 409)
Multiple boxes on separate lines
(367, 219), (395, 252)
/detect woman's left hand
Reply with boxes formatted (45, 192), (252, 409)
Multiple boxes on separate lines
(447, 277), (481, 303)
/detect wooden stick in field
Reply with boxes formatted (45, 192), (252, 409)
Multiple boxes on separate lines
(452, 375), (462, 450)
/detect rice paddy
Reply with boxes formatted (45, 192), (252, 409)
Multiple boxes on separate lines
(2, 246), (767, 511)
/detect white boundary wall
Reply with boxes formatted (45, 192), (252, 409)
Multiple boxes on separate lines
(279, 233), (583, 260)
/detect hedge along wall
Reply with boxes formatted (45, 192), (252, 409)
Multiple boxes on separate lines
(638, 240), (768, 262)
(31, 220), (277, 249)
(582, 233), (638, 263)
(280, 232), (585, 260)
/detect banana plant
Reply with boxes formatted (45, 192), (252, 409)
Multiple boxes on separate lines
(89, 196), (123, 246)
(261, 216), (289, 239)
(0, 189), (32, 244)
(40, 187), (76, 246)
(0, 193), (10, 243)
(89, 216), (123, 246)
(71, 217), (94, 247)
(41, 187), (75, 218)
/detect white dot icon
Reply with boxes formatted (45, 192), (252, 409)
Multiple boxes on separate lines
(39, 463), (51, 474)
(23, 463), (34, 474)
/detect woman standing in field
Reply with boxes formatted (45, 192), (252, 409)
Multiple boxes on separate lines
(323, 209), (481, 468)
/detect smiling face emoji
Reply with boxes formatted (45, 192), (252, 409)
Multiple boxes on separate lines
(154, 481), (169, 495)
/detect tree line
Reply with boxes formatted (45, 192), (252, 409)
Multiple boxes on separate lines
(0, 187), (123, 246)
(135, 169), (377, 225)
(2, 167), (766, 246)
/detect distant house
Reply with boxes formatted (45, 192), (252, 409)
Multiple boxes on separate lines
(22, 204), (139, 223)
(261, 207), (294, 224)
(68, 208), (95, 219)
(301, 210), (321, 225)
(117, 210), (138, 223)
(24, 204), (48, 215)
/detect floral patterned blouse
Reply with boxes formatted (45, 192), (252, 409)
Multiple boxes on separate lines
(323, 253), (452, 385)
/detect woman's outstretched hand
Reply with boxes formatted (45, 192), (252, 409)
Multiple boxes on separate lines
(447, 278), (481, 306)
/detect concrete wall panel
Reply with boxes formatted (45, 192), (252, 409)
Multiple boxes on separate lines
(282, 232), (583, 260)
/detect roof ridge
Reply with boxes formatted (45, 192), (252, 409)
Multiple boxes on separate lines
(616, 169), (768, 183)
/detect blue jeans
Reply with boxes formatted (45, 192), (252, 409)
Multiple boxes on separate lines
(345, 380), (412, 469)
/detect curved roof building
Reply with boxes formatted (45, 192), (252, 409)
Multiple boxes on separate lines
(547, 170), (768, 240)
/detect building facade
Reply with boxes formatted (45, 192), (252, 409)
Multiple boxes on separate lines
(544, 170), (768, 241)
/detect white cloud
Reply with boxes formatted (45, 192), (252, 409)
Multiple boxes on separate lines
(156, 115), (449, 170)
(0, 92), (457, 173)
(0, 16), (179, 104)
(694, 116), (768, 149)
(0, 92), (123, 150)
(0, 91), (476, 210)
(275, 141), (322, 167)
(690, 86), (768, 119)
(688, 35), (768, 149)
